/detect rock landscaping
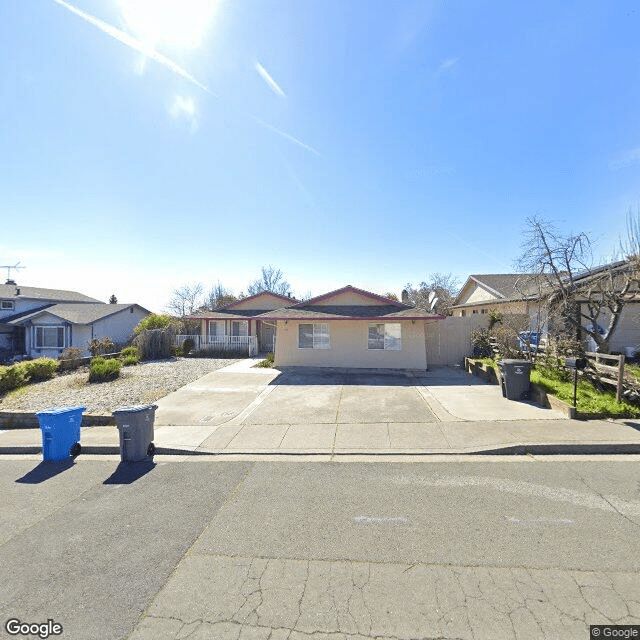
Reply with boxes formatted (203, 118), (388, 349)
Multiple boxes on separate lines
(0, 357), (238, 414)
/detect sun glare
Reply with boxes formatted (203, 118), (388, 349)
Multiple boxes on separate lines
(118, 0), (217, 49)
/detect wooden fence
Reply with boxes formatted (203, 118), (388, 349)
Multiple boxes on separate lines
(585, 352), (625, 402)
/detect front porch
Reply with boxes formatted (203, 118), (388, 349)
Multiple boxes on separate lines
(176, 334), (258, 356)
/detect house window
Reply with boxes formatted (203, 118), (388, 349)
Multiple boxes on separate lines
(298, 323), (330, 349)
(368, 323), (401, 350)
(472, 310), (478, 314)
(461, 310), (466, 317)
(208, 321), (225, 337)
(35, 326), (65, 349)
(0, 300), (14, 310)
(231, 321), (248, 337)
(481, 309), (487, 314)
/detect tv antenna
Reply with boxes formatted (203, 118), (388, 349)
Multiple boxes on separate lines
(0, 262), (26, 283)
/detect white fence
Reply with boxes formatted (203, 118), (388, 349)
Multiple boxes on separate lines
(175, 335), (258, 357)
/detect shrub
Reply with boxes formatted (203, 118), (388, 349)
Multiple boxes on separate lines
(256, 352), (274, 368)
(181, 338), (195, 356)
(470, 327), (492, 358)
(193, 347), (247, 359)
(88, 356), (122, 383)
(134, 314), (178, 335)
(24, 358), (58, 382)
(0, 363), (28, 393)
(58, 347), (85, 371)
(88, 337), (115, 356)
(120, 346), (140, 366)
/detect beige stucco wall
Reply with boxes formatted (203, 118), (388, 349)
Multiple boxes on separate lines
(274, 320), (427, 369)
(454, 300), (529, 317)
(313, 291), (386, 306)
(230, 293), (291, 311)
(459, 284), (499, 305)
(581, 303), (640, 353)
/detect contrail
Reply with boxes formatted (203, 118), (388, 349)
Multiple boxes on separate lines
(255, 62), (286, 98)
(253, 117), (322, 158)
(53, 0), (215, 96)
(54, 0), (322, 157)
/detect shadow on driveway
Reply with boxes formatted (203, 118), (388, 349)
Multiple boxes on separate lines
(270, 367), (485, 387)
(16, 459), (75, 484)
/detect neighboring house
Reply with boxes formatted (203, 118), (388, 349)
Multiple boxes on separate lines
(189, 291), (298, 354)
(259, 285), (443, 370)
(0, 280), (150, 359)
(452, 266), (640, 353)
(452, 275), (534, 317)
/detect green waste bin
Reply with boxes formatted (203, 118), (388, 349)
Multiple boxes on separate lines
(112, 405), (157, 462)
(497, 359), (532, 401)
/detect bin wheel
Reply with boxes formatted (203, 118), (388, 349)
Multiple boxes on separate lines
(70, 442), (82, 458)
(147, 443), (156, 457)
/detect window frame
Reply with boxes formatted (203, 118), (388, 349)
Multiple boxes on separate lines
(298, 323), (330, 349)
(367, 323), (402, 351)
(0, 300), (14, 310)
(34, 325), (66, 349)
(231, 320), (248, 337)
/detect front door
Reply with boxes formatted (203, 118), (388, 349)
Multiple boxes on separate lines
(258, 321), (275, 353)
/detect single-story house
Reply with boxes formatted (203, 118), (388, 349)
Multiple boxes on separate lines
(0, 280), (150, 359)
(189, 291), (298, 354)
(7, 303), (150, 359)
(188, 286), (444, 369)
(452, 267), (640, 354)
(261, 286), (443, 370)
(452, 274), (533, 317)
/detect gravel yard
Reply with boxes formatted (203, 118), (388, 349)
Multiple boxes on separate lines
(0, 357), (239, 414)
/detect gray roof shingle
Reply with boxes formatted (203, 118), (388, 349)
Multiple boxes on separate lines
(257, 305), (442, 320)
(0, 284), (102, 303)
(8, 304), (146, 325)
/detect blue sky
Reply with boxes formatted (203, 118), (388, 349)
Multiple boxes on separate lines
(2, 0), (640, 312)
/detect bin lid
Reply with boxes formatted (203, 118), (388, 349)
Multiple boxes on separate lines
(36, 406), (86, 416)
(113, 404), (158, 414)
(499, 359), (531, 365)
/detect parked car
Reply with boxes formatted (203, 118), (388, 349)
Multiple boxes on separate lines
(518, 331), (542, 353)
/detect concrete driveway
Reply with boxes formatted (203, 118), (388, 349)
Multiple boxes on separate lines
(154, 359), (565, 430)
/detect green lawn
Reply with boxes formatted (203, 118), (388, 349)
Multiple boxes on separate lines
(529, 366), (639, 417)
(469, 357), (640, 417)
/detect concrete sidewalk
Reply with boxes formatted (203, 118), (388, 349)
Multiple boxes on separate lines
(2, 418), (640, 456)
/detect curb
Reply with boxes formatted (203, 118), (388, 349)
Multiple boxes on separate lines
(3, 443), (640, 456)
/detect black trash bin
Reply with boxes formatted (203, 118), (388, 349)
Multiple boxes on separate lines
(497, 359), (532, 401)
(112, 405), (158, 461)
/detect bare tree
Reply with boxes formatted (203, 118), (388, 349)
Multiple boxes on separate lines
(247, 266), (291, 296)
(201, 282), (237, 310)
(517, 215), (640, 353)
(166, 282), (204, 317)
(403, 273), (460, 315)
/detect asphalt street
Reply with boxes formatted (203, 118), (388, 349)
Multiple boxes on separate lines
(1, 458), (640, 639)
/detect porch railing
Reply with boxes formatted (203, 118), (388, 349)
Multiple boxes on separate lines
(175, 335), (258, 357)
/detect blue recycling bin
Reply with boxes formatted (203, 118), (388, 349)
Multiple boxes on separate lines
(36, 406), (85, 461)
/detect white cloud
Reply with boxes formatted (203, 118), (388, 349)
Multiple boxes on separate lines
(255, 62), (286, 98)
(169, 94), (197, 132)
(609, 147), (640, 171)
(436, 57), (459, 75)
